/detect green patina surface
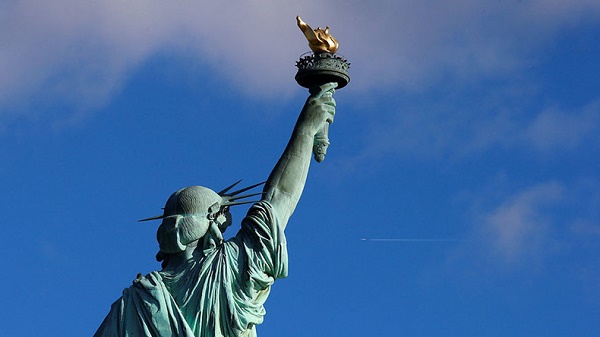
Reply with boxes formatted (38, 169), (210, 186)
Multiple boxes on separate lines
(95, 83), (338, 337)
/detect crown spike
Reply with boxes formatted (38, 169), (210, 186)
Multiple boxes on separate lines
(227, 181), (266, 196)
(218, 179), (243, 196)
(226, 192), (264, 202)
(223, 200), (260, 207)
(138, 214), (166, 222)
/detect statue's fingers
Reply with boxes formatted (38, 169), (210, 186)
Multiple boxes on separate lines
(324, 105), (335, 124)
(307, 96), (335, 110)
(323, 96), (336, 108)
(326, 113), (334, 124)
(310, 82), (338, 98)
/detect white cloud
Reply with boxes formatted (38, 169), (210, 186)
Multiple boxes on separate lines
(480, 182), (563, 262)
(477, 100), (600, 154)
(2, 0), (600, 123)
(527, 101), (600, 152)
(349, 94), (600, 164)
(464, 178), (600, 297)
(0, 0), (307, 117)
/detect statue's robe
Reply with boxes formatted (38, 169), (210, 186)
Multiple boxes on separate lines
(95, 201), (288, 337)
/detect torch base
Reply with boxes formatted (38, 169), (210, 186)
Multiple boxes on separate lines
(295, 52), (350, 89)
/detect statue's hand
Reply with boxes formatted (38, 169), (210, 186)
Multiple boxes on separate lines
(300, 83), (337, 136)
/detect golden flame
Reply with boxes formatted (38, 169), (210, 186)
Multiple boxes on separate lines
(296, 16), (339, 54)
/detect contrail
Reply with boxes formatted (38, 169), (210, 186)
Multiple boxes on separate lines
(360, 238), (465, 242)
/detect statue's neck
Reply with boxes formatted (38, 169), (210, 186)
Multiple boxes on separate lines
(162, 240), (199, 272)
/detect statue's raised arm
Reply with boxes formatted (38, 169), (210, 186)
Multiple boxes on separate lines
(262, 82), (337, 229)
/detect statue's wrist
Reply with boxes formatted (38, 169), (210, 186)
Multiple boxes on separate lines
(294, 124), (318, 138)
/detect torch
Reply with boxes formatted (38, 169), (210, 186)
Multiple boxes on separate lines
(295, 16), (350, 162)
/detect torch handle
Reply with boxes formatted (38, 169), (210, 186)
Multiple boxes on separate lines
(313, 123), (330, 163)
(309, 83), (336, 163)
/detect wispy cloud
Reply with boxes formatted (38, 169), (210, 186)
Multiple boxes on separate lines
(480, 182), (563, 262)
(348, 94), (600, 164)
(461, 178), (600, 299)
(527, 101), (600, 152)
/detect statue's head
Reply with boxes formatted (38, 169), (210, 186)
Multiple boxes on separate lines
(139, 181), (264, 256)
(155, 186), (230, 254)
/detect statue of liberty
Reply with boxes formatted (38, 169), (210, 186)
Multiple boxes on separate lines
(95, 16), (350, 336)
(94, 82), (337, 337)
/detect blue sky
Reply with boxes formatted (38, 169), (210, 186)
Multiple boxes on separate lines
(1, 1), (600, 336)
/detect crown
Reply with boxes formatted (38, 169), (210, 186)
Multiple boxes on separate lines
(138, 180), (265, 222)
